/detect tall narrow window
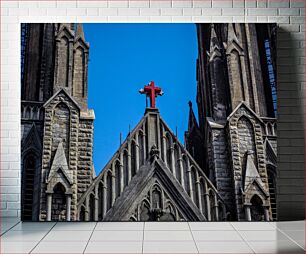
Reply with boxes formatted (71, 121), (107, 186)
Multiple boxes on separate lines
(264, 39), (277, 116)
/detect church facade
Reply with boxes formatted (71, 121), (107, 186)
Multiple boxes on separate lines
(21, 23), (277, 222)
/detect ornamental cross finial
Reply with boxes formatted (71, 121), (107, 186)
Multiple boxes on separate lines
(139, 81), (163, 108)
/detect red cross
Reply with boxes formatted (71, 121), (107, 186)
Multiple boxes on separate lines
(139, 81), (163, 108)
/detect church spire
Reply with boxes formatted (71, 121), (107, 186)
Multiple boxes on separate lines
(208, 24), (222, 62)
(76, 23), (85, 39)
(187, 101), (199, 132)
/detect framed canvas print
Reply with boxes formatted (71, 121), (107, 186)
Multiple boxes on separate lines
(20, 23), (277, 222)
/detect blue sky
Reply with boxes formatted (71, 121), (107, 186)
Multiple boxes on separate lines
(84, 24), (198, 175)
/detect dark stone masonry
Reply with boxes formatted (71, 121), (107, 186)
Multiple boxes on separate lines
(21, 23), (277, 222)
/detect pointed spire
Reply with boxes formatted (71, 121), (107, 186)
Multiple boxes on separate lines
(243, 150), (264, 191)
(47, 141), (72, 184)
(76, 23), (85, 39)
(227, 23), (240, 46)
(188, 101), (199, 132)
(210, 24), (220, 53)
(208, 24), (222, 62)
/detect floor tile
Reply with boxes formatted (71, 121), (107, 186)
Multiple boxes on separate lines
(32, 241), (87, 253)
(95, 222), (144, 231)
(238, 230), (290, 241)
(90, 230), (143, 241)
(0, 241), (37, 253)
(196, 241), (254, 253)
(0, 230), (47, 242)
(143, 241), (198, 253)
(248, 240), (305, 253)
(192, 230), (243, 241)
(11, 222), (56, 231)
(144, 230), (193, 241)
(42, 230), (92, 242)
(189, 222), (234, 231)
(145, 222), (190, 230)
(0, 221), (21, 234)
(281, 230), (305, 249)
(52, 222), (96, 231)
(231, 221), (276, 230)
(276, 221), (305, 231)
(85, 241), (143, 253)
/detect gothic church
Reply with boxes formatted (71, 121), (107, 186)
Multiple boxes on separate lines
(21, 23), (277, 222)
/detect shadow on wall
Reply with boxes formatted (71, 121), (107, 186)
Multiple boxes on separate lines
(277, 27), (305, 221)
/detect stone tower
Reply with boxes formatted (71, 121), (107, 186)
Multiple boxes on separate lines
(185, 23), (277, 221)
(21, 23), (94, 221)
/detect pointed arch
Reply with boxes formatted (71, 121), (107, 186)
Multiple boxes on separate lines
(165, 132), (172, 170)
(209, 189), (216, 221)
(57, 35), (69, 87)
(115, 160), (121, 198)
(174, 144), (182, 183)
(250, 194), (265, 221)
(182, 154), (190, 195)
(131, 140), (137, 177)
(79, 205), (86, 221)
(98, 181), (103, 220)
(52, 182), (66, 221)
(73, 46), (85, 97)
(21, 152), (39, 221)
(89, 192), (95, 221)
(199, 178), (207, 217)
(138, 131), (145, 166)
(52, 102), (70, 160)
(151, 184), (163, 210)
(190, 166), (198, 206)
(123, 149), (129, 187)
(106, 170), (112, 211)
(237, 116), (257, 169)
(139, 199), (151, 221)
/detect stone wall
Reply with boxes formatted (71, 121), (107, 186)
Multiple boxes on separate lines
(227, 104), (270, 220)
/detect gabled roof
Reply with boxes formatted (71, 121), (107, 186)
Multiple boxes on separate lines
(103, 157), (206, 221)
(243, 151), (269, 198)
(22, 123), (42, 155)
(43, 88), (80, 110)
(47, 142), (73, 185)
(227, 101), (264, 124)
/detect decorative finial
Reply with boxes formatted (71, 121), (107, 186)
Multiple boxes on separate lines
(139, 81), (163, 108)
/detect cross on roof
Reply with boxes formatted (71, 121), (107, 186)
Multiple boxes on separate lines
(139, 81), (163, 108)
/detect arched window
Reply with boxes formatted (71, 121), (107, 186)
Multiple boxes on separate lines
(98, 182), (103, 220)
(191, 167), (198, 206)
(165, 133), (172, 170)
(115, 161), (121, 198)
(267, 166), (277, 221)
(52, 182), (66, 221)
(250, 195), (264, 221)
(57, 36), (69, 87)
(89, 193), (95, 221)
(22, 153), (37, 221)
(238, 116), (257, 169)
(79, 206), (86, 221)
(139, 132), (145, 166)
(152, 185), (162, 210)
(106, 171), (112, 211)
(200, 178), (207, 217)
(123, 150), (129, 187)
(182, 155), (190, 195)
(209, 190), (216, 221)
(174, 144), (181, 183)
(140, 200), (151, 221)
(131, 141), (137, 177)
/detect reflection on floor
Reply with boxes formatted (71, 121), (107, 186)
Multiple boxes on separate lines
(0, 218), (304, 253)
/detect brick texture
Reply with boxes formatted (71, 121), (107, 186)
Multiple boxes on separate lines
(0, 0), (305, 220)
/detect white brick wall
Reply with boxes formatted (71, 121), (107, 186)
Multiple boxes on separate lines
(1, 0), (305, 219)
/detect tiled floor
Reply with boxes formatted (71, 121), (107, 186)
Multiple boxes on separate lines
(0, 218), (304, 253)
